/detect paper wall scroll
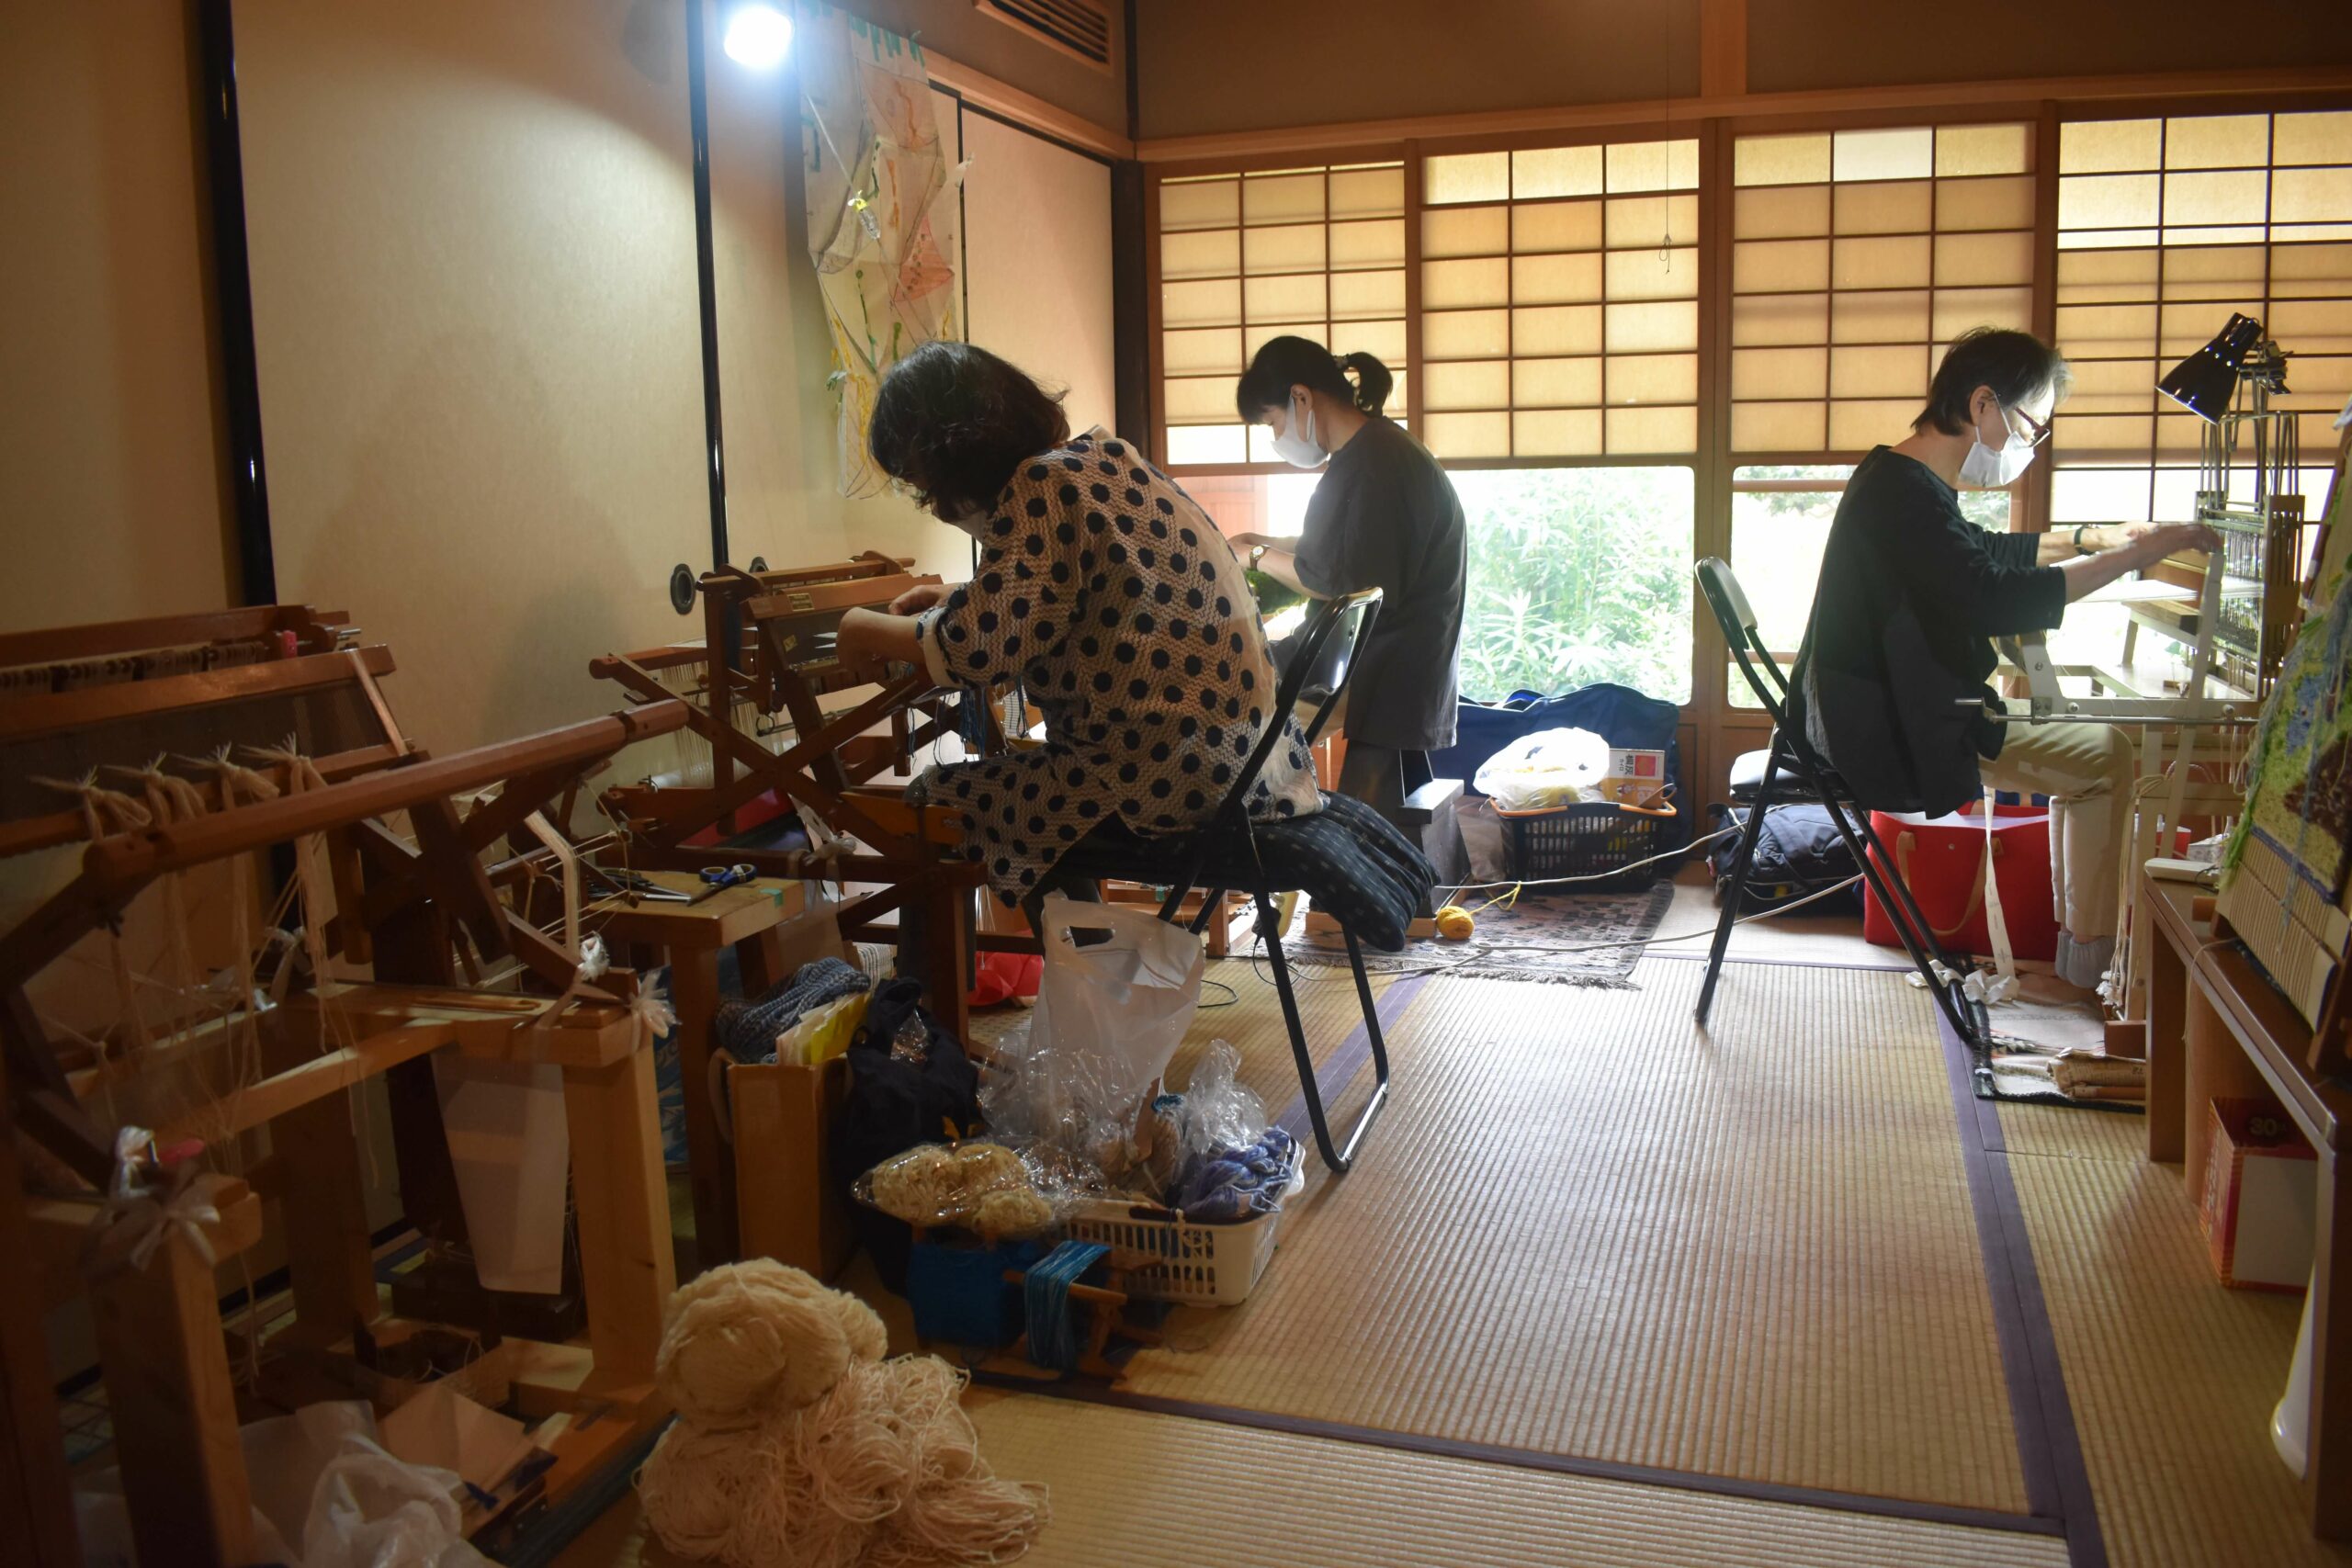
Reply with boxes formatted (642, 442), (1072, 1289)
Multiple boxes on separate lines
(797, 1), (965, 498)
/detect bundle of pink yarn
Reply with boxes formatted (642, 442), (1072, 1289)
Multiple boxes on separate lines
(636, 1260), (1046, 1567)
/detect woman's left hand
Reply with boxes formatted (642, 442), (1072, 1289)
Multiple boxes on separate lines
(888, 581), (951, 615)
(832, 606), (904, 682)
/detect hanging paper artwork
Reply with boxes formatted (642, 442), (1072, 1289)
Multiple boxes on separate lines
(2231, 439), (2352, 888)
(797, 1), (965, 498)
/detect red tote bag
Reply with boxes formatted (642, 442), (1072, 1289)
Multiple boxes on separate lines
(1863, 802), (2057, 963)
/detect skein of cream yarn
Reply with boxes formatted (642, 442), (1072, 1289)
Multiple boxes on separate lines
(638, 1260), (1047, 1567)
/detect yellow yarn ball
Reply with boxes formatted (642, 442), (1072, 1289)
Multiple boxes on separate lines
(1434, 904), (1476, 941)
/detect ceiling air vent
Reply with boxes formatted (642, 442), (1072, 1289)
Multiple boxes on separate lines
(973, 0), (1113, 71)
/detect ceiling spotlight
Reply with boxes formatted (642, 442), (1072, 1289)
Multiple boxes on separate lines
(722, 3), (793, 70)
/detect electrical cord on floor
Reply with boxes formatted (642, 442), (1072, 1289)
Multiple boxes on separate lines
(1216, 800), (1849, 988)
(1233, 870), (1871, 987)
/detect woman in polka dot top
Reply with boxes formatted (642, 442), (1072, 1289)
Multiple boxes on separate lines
(834, 342), (1324, 904)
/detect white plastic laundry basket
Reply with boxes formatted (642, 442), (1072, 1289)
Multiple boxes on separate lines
(1059, 1157), (1303, 1307)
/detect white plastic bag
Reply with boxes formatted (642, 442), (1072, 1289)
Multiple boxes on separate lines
(298, 1435), (484, 1568)
(1473, 727), (1611, 812)
(74, 1401), (490, 1568)
(1023, 893), (1204, 1149)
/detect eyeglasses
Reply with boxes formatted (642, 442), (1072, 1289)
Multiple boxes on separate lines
(2009, 406), (2053, 449)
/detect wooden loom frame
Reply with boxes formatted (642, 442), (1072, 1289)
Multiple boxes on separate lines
(0, 607), (693, 1566)
(593, 556), (1003, 1045)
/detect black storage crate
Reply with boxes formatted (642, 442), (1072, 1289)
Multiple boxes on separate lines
(1498, 801), (1674, 888)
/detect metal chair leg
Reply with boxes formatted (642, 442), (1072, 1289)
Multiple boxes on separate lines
(1840, 804), (1990, 1050)
(1342, 926), (1394, 1139)
(1696, 744), (1781, 1025)
(1844, 809), (1961, 971)
(1256, 889), (1388, 1174)
(1806, 785), (1984, 1051)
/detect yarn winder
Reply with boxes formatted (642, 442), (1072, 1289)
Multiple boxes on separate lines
(0, 605), (694, 1566)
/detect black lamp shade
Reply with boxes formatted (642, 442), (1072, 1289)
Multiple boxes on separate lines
(2158, 312), (2265, 423)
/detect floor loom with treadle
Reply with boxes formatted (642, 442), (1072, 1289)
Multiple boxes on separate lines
(0, 606), (692, 1565)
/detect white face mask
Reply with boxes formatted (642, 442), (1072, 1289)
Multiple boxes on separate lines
(1958, 404), (2041, 488)
(1269, 397), (1325, 469)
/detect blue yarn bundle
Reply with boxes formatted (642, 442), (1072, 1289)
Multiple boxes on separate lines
(1170, 1125), (1297, 1223)
(1023, 1240), (1109, 1372)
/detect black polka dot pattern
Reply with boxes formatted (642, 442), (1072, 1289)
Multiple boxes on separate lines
(911, 429), (1322, 902)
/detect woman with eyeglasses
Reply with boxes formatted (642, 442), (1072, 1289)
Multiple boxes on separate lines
(1785, 327), (2220, 989)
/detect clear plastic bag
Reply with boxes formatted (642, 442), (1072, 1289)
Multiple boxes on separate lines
(853, 1141), (1056, 1240)
(1117, 1043), (1296, 1222)
(1174, 1041), (1267, 1161)
(1169, 1124), (1299, 1224)
(74, 1401), (490, 1568)
(1473, 727), (1611, 812)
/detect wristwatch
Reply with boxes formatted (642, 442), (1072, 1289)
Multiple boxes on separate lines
(2072, 525), (2092, 555)
(1249, 543), (1268, 567)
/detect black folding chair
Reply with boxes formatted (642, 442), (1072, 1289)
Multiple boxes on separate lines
(1041, 588), (1410, 1173)
(1694, 558), (1986, 1053)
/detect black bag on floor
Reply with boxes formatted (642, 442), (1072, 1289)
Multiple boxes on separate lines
(829, 977), (982, 1295)
(1707, 804), (1864, 914)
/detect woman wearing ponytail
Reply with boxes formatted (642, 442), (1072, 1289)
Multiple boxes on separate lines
(1229, 335), (1467, 822)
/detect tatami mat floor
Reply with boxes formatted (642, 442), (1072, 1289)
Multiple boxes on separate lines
(2000, 1099), (2349, 1568)
(968, 1393), (2067, 1568)
(553, 888), (2330, 1568)
(560, 1391), (2070, 1568)
(1655, 874), (1897, 967)
(1114, 959), (2030, 1514)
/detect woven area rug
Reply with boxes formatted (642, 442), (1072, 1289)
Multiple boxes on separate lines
(1286, 880), (1676, 987)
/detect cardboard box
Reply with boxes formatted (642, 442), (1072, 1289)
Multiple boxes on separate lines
(1606, 747), (1665, 783)
(728, 907), (862, 1280)
(1594, 748), (1668, 809)
(2200, 1097), (2316, 1292)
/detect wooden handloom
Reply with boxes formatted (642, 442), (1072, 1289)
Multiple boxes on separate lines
(1983, 394), (2319, 1028)
(589, 556), (1261, 1270)
(0, 606), (692, 1566)
(591, 554), (999, 1044)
